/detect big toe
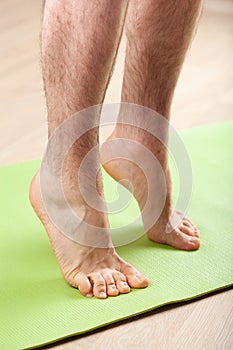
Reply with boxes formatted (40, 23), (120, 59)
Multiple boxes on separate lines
(178, 232), (201, 250)
(187, 235), (201, 250)
(127, 273), (150, 288)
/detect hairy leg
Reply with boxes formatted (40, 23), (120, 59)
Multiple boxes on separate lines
(30, 0), (149, 299)
(102, 0), (203, 250)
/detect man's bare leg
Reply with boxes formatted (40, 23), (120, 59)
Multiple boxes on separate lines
(30, 0), (149, 299)
(102, 0), (202, 250)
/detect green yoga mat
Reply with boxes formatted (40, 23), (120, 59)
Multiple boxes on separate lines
(1, 122), (233, 350)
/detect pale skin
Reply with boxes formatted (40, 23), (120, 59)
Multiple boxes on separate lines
(30, 0), (202, 299)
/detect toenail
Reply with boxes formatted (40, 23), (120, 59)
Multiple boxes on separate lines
(189, 237), (198, 242)
(99, 292), (107, 298)
(86, 293), (93, 298)
(136, 274), (144, 280)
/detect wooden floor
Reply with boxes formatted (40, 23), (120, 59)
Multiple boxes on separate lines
(0, 0), (232, 349)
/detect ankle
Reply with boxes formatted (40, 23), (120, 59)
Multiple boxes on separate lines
(109, 124), (169, 166)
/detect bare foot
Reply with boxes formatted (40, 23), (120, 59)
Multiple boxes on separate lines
(101, 129), (200, 251)
(29, 172), (149, 299)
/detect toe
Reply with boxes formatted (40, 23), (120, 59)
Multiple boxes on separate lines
(193, 225), (200, 237)
(176, 211), (199, 235)
(179, 231), (201, 250)
(182, 220), (200, 237)
(180, 223), (196, 236)
(89, 273), (107, 299)
(113, 271), (131, 294)
(182, 219), (193, 228)
(74, 273), (93, 298)
(127, 273), (149, 289)
(167, 229), (200, 250)
(187, 235), (201, 249)
(103, 273), (119, 296)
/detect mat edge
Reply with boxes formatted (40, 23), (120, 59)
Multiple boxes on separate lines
(24, 283), (233, 350)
